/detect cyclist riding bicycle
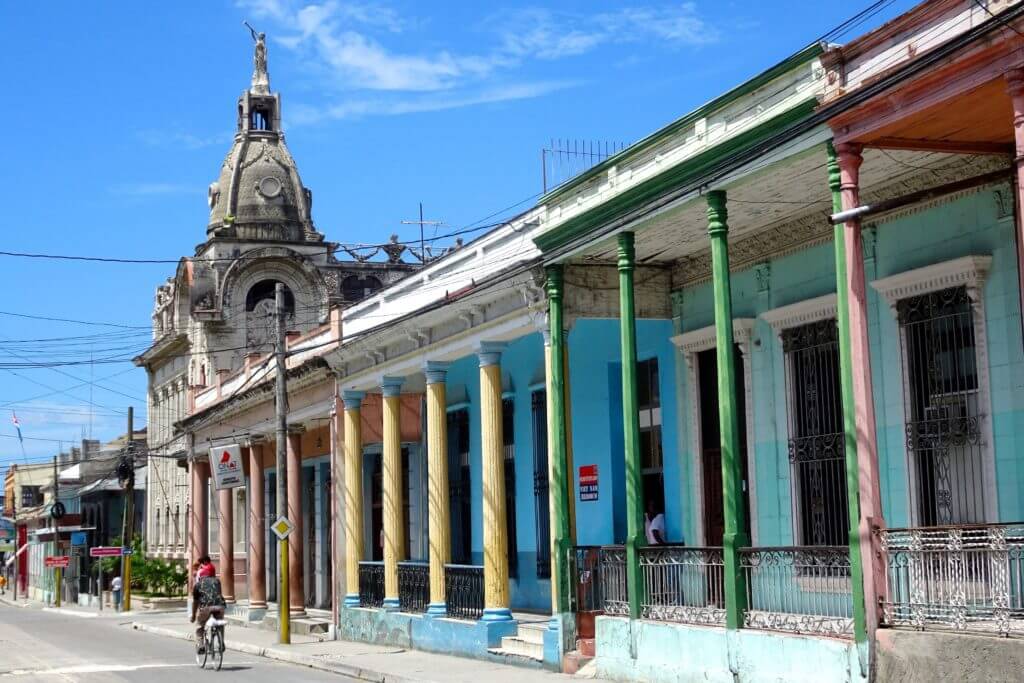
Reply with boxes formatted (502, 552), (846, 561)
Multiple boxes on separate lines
(190, 556), (226, 652)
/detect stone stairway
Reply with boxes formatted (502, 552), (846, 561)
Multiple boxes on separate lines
(488, 620), (546, 663)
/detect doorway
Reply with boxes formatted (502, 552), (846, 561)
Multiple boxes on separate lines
(697, 346), (751, 547)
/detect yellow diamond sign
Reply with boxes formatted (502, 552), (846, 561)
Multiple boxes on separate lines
(271, 516), (294, 540)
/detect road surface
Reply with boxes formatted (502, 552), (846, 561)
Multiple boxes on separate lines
(0, 604), (353, 682)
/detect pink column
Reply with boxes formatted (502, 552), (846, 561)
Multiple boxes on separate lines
(837, 142), (887, 635)
(248, 441), (267, 609)
(189, 460), (210, 589)
(218, 485), (235, 603)
(287, 429), (306, 617)
(1005, 70), (1024, 322)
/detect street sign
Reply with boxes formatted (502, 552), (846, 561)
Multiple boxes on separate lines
(210, 444), (245, 490)
(122, 547), (134, 556)
(45, 556), (70, 568)
(89, 546), (124, 558)
(271, 516), (294, 540)
(70, 531), (87, 546)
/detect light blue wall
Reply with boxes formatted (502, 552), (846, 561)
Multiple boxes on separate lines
(674, 184), (1024, 543)
(567, 318), (682, 545)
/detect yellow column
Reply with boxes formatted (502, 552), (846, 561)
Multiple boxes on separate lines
(342, 391), (365, 607)
(478, 343), (512, 622)
(381, 376), (405, 610)
(424, 362), (451, 616)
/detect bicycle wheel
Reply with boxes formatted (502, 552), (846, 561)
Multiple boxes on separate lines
(195, 632), (208, 669)
(210, 628), (224, 671)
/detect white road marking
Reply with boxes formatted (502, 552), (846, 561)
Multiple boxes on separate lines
(3, 663), (190, 676)
(41, 608), (98, 619)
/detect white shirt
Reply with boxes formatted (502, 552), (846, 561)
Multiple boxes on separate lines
(645, 513), (666, 544)
(111, 577), (122, 591)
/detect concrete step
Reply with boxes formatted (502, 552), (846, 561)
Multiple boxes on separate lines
(516, 621), (547, 645)
(262, 613), (331, 637)
(494, 635), (544, 661)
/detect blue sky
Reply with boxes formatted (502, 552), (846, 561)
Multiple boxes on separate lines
(0, 0), (913, 463)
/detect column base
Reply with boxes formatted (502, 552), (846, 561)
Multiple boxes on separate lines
(480, 607), (514, 622)
(343, 593), (361, 608)
(289, 607), (308, 618)
(382, 597), (401, 611)
(249, 600), (268, 609)
(425, 602), (447, 618)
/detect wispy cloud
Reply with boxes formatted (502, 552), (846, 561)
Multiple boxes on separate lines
(108, 182), (196, 197)
(235, 1), (715, 119)
(136, 130), (231, 150)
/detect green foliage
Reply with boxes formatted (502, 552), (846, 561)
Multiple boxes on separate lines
(90, 535), (186, 597)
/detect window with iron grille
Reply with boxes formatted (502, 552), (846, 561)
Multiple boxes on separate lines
(897, 285), (984, 526)
(637, 358), (664, 511)
(448, 408), (472, 564)
(20, 486), (42, 508)
(532, 390), (551, 579)
(503, 398), (518, 578)
(782, 319), (848, 547)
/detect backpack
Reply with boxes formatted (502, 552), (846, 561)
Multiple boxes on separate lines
(195, 576), (226, 607)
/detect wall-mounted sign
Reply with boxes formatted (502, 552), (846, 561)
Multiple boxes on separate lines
(45, 556), (70, 568)
(579, 464), (598, 502)
(70, 531), (87, 547)
(210, 444), (245, 490)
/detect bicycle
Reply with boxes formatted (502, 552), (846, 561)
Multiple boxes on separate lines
(195, 614), (227, 671)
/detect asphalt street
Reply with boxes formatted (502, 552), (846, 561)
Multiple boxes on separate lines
(0, 604), (354, 682)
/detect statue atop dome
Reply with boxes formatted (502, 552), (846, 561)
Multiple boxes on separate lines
(245, 21), (270, 95)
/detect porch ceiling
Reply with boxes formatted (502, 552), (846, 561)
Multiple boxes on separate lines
(576, 147), (1010, 266)
(863, 79), (1014, 153)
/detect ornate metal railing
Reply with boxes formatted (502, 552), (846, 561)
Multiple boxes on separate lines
(358, 561), (385, 609)
(640, 545), (726, 626)
(589, 545), (627, 616)
(879, 524), (1024, 636)
(444, 564), (484, 620)
(398, 561), (429, 613)
(740, 546), (853, 637)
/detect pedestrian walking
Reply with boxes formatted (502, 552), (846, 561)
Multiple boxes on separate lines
(111, 574), (123, 611)
(0, 572), (7, 595)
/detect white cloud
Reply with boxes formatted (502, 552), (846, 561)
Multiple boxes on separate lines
(108, 182), (196, 197)
(289, 79), (579, 124)
(136, 130), (231, 150)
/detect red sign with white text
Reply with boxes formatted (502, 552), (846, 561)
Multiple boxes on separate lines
(89, 546), (124, 558)
(579, 464), (598, 501)
(45, 556), (70, 568)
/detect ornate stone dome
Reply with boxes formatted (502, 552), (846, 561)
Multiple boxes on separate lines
(206, 33), (322, 243)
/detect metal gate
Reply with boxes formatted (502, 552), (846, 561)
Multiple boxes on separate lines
(898, 285), (984, 526)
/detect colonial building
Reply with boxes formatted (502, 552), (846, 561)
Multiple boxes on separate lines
(134, 35), (420, 568)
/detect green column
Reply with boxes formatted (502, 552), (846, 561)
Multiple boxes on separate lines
(617, 232), (645, 620)
(545, 264), (572, 615)
(707, 190), (749, 630)
(827, 141), (869, 646)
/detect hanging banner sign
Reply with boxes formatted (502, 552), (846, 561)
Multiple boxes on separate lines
(45, 556), (70, 568)
(210, 444), (245, 490)
(579, 464), (599, 501)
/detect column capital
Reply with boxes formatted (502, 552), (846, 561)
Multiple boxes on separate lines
(706, 190), (728, 237)
(826, 140), (841, 195)
(342, 390), (365, 410)
(423, 361), (450, 385)
(381, 376), (405, 397)
(287, 424), (306, 435)
(1006, 67), (1024, 96)
(544, 264), (564, 300)
(834, 142), (863, 190)
(477, 341), (506, 367)
(616, 232), (635, 272)
(243, 434), (267, 447)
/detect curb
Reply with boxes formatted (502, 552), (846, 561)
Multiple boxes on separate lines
(130, 622), (423, 683)
(0, 597), (33, 609)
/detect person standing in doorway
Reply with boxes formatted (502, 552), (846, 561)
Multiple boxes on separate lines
(111, 574), (123, 611)
(645, 500), (666, 545)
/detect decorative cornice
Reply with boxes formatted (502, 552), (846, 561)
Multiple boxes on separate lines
(760, 293), (837, 333)
(670, 318), (756, 355)
(870, 255), (992, 311)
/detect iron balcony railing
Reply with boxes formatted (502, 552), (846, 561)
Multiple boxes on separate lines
(596, 545), (628, 616)
(444, 564), (484, 620)
(879, 523), (1024, 636)
(358, 561), (385, 608)
(397, 561), (429, 613)
(740, 546), (853, 637)
(640, 545), (726, 626)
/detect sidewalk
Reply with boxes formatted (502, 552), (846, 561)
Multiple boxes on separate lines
(127, 609), (594, 682)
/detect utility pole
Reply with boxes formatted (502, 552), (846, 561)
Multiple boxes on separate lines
(52, 455), (60, 608)
(119, 407), (135, 612)
(275, 283), (290, 644)
(401, 203), (443, 263)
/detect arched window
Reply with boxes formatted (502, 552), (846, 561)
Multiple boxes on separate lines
(341, 275), (382, 303)
(245, 280), (294, 349)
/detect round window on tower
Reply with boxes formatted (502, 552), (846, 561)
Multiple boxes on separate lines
(256, 176), (283, 199)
